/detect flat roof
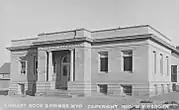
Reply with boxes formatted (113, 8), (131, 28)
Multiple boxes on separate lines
(11, 37), (38, 42)
(7, 25), (177, 55)
(36, 25), (171, 41)
(0, 62), (10, 74)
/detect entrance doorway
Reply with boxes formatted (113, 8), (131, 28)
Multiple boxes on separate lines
(53, 50), (70, 90)
(60, 54), (70, 90)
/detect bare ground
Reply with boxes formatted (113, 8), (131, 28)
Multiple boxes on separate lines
(0, 92), (178, 110)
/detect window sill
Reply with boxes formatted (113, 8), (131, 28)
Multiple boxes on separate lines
(122, 71), (133, 73)
(98, 71), (108, 74)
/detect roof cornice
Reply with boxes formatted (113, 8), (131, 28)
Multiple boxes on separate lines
(6, 45), (36, 51)
(11, 37), (38, 42)
(150, 35), (179, 55)
(7, 33), (179, 56)
(93, 34), (151, 43)
(38, 28), (91, 36)
(33, 37), (93, 46)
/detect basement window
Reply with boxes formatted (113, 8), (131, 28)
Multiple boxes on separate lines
(161, 84), (164, 94)
(97, 84), (108, 94)
(154, 84), (158, 95)
(172, 84), (176, 91)
(121, 84), (132, 96)
(167, 84), (170, 92)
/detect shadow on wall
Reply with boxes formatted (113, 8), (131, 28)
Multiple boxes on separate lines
(26, 81), (36, 96)
(0, 90), (9, 95)
(174, 84), (179, 92)
(0, 80), (9, 95)
(25, 49), (37, 96)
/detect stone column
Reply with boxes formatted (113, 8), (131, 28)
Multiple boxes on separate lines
(74, 42), (92, 96)
(83, 45), (92, 96)
(48, 51), (55, 89)
(70, 49), (74, 82)
(37, 50), (47, 82)
(48, 51), (53, 81)
(36, 49), (48, 93)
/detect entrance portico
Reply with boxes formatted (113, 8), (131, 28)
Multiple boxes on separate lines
(47, 49), (75, 90)
(36, 42), (92, 96)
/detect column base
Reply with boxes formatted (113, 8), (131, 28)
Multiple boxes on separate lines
(68, 81), (91, 97)
(51, 81), (55, 89)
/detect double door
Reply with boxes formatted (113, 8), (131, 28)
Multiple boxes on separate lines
(54, 51), (70, 90)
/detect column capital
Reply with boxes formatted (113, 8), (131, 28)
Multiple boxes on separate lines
(46, 50), (52, 53)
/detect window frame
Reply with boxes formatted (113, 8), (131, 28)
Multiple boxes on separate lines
(161, 84), (164, 94)
(34, 56), (38, 75)
(98, 51), (108, 73)
(167, 84), (170, 92)
(171, 65), (177, 82)
(121, 50), (133, 72)
(166, 56), (169, 76)
(154, 84), (158, 95)
(160, 53), (163, 76)
(19, 57), (27, 74)
(153, 51), (157, 74)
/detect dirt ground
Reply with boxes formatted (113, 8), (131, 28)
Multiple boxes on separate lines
(0, 92), (178, 110)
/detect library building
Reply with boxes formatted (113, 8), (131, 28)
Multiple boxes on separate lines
(7, 25), (179, 97)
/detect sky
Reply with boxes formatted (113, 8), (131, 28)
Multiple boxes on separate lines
(0, 0), (179, 67)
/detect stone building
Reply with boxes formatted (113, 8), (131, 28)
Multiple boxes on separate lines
(7, 25), (179, 97)
(0, 62), (10, 95)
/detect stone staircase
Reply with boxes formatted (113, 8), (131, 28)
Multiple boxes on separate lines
(45, 89), (72, 98)
(35, 89), (85, 98)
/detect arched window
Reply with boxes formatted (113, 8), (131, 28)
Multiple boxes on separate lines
(62, 55), (70, 63)
(61, 55), (70, 80)
(63, 65), (68, 76)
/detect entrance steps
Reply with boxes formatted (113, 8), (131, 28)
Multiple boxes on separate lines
(45, 89), (72, 98)
(35, 88), (86, 98)
(35, 89), (85, 98)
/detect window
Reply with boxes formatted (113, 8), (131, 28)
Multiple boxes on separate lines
(161, 84), (164, 94)
(153, 51), (157, 74)
(61, 55), (70, 81)
(167, 84), (170, 92)
(54, 61), (57, 74)
(171, 65), (177, 73)
(63, 66), (68, 76)
(20, 57), (26, 74)
(172, 84), (176, 91)
(99, 51), (108, 72)
(154, 84), (158, 95)
(20, 61), (26, 74)
(160, 54), (163, 75)
(122, 50), (133, 72)
(121, 84), (132, 96)
(34, 56), (38, 74)
(97, 84), (108, 94)
(166, 56), (169, 76)
(171, 65), (177, 82)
